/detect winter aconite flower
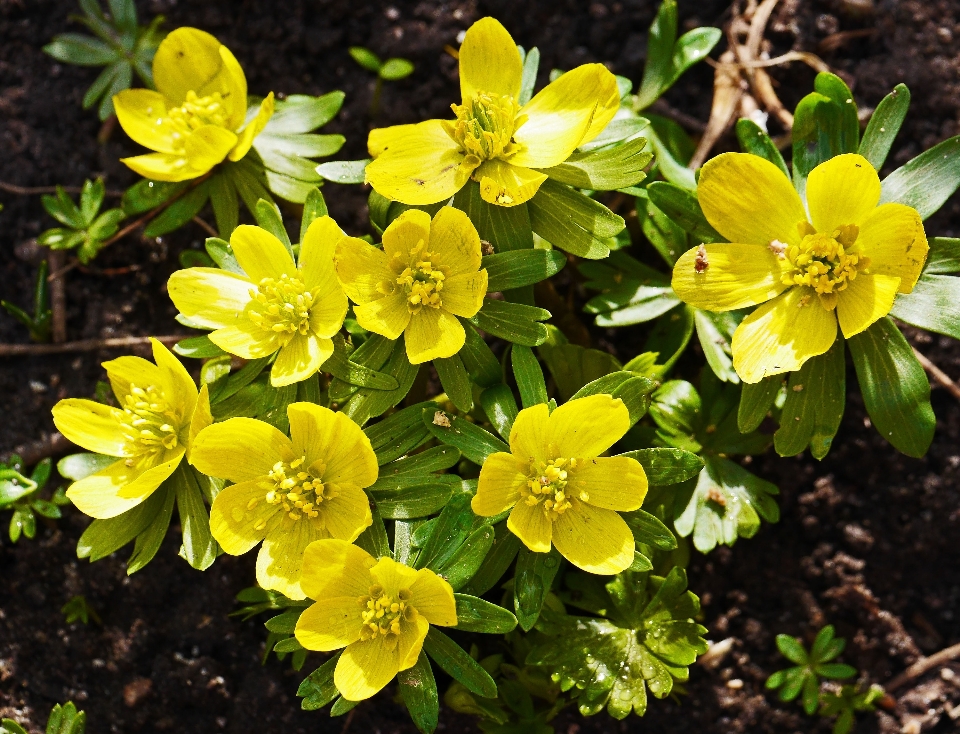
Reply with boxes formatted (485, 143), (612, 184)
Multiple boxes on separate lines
(168, 217), (348, 387)
(51, 339), (211, 519)
(113, 27), (274, 182)
(334, 207), (487, 364)
(364, 17), (620, 207)
(472, 395), (648, 574)
(672, 153), (928, 383)
(295, 539), (457, 700)
(190, 403), (376, 600)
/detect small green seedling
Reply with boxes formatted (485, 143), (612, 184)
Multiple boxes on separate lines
(1, 260), (53, 342)
(38, 179), (127, 263)
(0, 457), (68, 543)
(349, 46), (414, 116)
(766, 625), (857, 714)
(1, 701), (86, 734)
(61, 595), (101, 625)
(819, 684), (884, 734)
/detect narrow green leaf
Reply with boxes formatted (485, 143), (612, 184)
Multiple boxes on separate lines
(635, 0), (677, 109)
(422, 408), (508, 464)
(646, 181), (723, 243)
(529, 179), (624, 259)
(460, 326), (502, 388)
(398, 650), (439, 734)
(859, 83), (910, 170)
(363, 402), (433, 465)
(483, 249), (567, 292)
(923, 236), (960, 274)
(880, 135), (960, 219)
(470, 300), (549, 346)
(736, 118), (789, 179)
(315, 159), (369, 184)
(329, 696), (359, 717)
(461, 523), (522, 597)
(792, 91), (843, 195)
(424, 628), (497, 698)
(174, 465), (218, 571)
(326, 335), (400, 390)
(514, 546), (562, 631)
(263, 92), (345, 134)
(126, 483), (176, 574)
(618, 448), (703, 486)
(621, 508), (678, 551)
(143, 183), (210, 237)
(372, 479), (459, 519)
(204, 236), (243, 274)
(518, 46), (539, 106)
(253, 198), (292, 252)
(539, 136), (651, 190)
(435, 354), (473, 413)
(58, 452), (115, 481)
(349, 46), (381, 72)
(122, 180), (189, 216)
(539, 343), (621, 400)
(453, 593), (518, 633)
(173, 335), (226, 359)
(433, 525), (495, 591)
(298, 653), (341, 710)
(738, 375), (781, 433)
(479, 384), (518, 440)
(300, 188), (329, 242)
(370, 446), (461, 489)
(814, 72), (859, 154)
(512, 345), (548, 409)
(776, 634), (809, 665)
(43, 33), (117, 65)
(891, 273), (960, 339)
(342, 337), (419, 425)
(380, 58), (414, 80)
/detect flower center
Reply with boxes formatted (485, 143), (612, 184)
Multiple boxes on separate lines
(164, 91), (229, 150)
(253, 456), (335, 525)
(447, 92), (525, 164)
(384, 239), (446, 313)
(779, 223), (871, 310)
(246, 274), (316, 344)
(522, 458), (588, 521)
(358, 585), (418, 649)
(118, 384), (184, 462)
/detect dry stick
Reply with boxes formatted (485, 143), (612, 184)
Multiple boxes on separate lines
(0, 334), (182, 357)
(912, 346), (960, 402)
(47, 250), (67, 343)
(192, 216), (218, 238)
(886, 642), (960, 691)
(0, 181), (124, 197)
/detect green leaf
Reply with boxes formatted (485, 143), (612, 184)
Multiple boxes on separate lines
(923, 236), (960, 274)
(380, 58), (414, 80)
(518, 46), (540, 106)
(890, 273), (960, 339)
(621, 508), (678, 551)
(478, 384), (518, 440)
(811, 625), (841, 660)
(204, 237), (243, 274)
(539, 343), (621, 400)
(738, 376), (781, 433)
(539, 136), (651, 190)
(618, 448), (703, 486)
(173, 465), (217, 571)
(453, 593), (518, 634)
(512, 345), (548, 409)
(646, 181), (723, 243)
(329, 696), (359, 716)
(45, 701), (86, 734)
(253, 198), (292, 252)
(848, 317), (934, 457)
(300, 188), (329, 242)
(372, 480), (459, 519)
(122, 180), (188, 216)
(591, 285), (680, 327)
(298, 653), (342, 711)
(126, 482), (176, 574)
(514, 546), (562, 631)
(43, 33), (117, 65)
(635, 0), (677, 110)
(435, 354), (473, 413)
(1, 718), (29, 734)
(776, 634), (809, 665)
(694, 309), (740, 383)
(355, 503), (390, 559)
(529, 179), (624, 259)
(735, 118), (790, 179)
(424, 628), (497, 698)
(859, 83), (910, 170)
(422, 408), (508, 465)
(143, 182), (210, 237)
(76, 489), (162, 561)
(398, 650), (439, 734)
(173, 335), (226, 359)
(572, 371), (656, 426)
(326, 335), (400, 390)
(370, 446), (461, 491)
(263, 92), (345, 134)
(433, 525), (495, 591)
(645, 124), (697, 191)
(879, 134), (960, 219)
(816, 663), (857, 680)
(775, 338), (846, 459)
(349, 46), (382, 72)
(315, 159), (369, 184)
(640, 194), (688, 267)
(363, 402), (433, 465)
(469, 300), (550, 347)
(792, 91), (843, 196)
(342, 337), (419, 425)
(461, 523), (522, 596)
(460, 326), (502, 388)
(814, 72), (859, 154)
(483, 249), (567, 292)
(58, 452), (115, 481)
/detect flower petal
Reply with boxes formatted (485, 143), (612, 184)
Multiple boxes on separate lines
(153, 28), (245, 114)
(354, 294), (411, 341)
(512, 63), (617, 169)
(365, 120), (472, 206)
(119, 152), (204, 183)
(299, 217), (349, 327)
(209, 478), (279, 555)
(507, 500), (552, 552)
(335, 236), (396, 304)
(409, 569), (457, 627)
(441, 272), (488, 318)
(568, 456), (647, 511)
(66, 451), (183, 519)
(270, 334), (333, 387)
(382, 209), (432, 263)
(509, 403), (549, 463)
(428, 206), (482, 276)
(806, 153), (881, 234)
(836, 273), (901, 339)
(732, 286), (837, 383)
(476, 159), (547, 208)
(300, 538), (377, 601)
(580, 66), (622, 146)
(230, 224), (296, 282)
(857, 203), (928, 294)
(319, 483), (373, 542)
(257, 516), (329, 599)
(698, 152), (808, 247)
(151, 337), (198, 411)
(182, 125), (237, 173)
(370, 556), (420, 596)
(168, 268), (253, 329)
(295, 597), (364, 652)
(229, 92), (274, 162)
(335, 636), (403, 701)
(113, 89), (178, 154)
(190, 417), (293, 483)
(404, 307), (466, 364)
(398, 616), (430, 671)
(188, 384), (213, 454)
(211, 45), (249, 130)
(287, 402), (378, 487)
(52, 399), (128, 457)
(208, 321), (280, 359)
(369, 123), (418, 157)
(545, 394), (630, 458)
(474, 452), (526, 516)
(102, 355), (163, 403)
(458, 17), (522, 102)
(671, 243), (790, 311)
(552, 501), (634, 574)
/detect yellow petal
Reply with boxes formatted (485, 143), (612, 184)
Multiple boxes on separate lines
(190, 417), (293, 483)
(335, 636), (404, 701)
(257, 516), (328, 600)
(409, 569), (457, 627)
(698, 152), (808, 247)
(335, 236), (396, 304)
(52, 399), (128, 457)
(213, 45), (249, 131)
(836, 273), (901, 339)
(370, 556), (420, 596)
(579, 65), (622, 145)
(806, 153), (881, 234)
(545, 394), (630, 458)
(230, 224), (296, 282)
(732, 286), (838, 383)
(168, 268), (253, 329)
(299, 215), (348, 307)
(66, 450), (183, 519)
(404, 308), (466, 364)
(552, 502), (634, 574)
(295, 597), (364, 652)
(509, 403), (549, 463)
(354, 294), (411, 341)
(507, 500), (552, 552)
(441, 272), (487, 318)
(309, 293), (348, 339)
(151, 337), (197, 410)
(857, 203), (928, 294)
(427, 206), (482, 276)
(458, 17), (522, 102)
(209, 321), (281, 359)
(369, 123), (419, 157)
(476, 159), (547, 208)
(182, 125), (237, 173)
(473, 452), (526, 516)
(397, 616), (430, 671)
(365, 120), (471, 206)
(187, 384), (213, 455)
(102, 354), (163, 402)
(229, 92), (274, 161)
(113, 89), (178, 154)
(318, 483), (373, 542)
(209, 478), (279, 555)
(287, 402), (378, 487)
(153, 28), (246, 118)
(300, 538), (377, 601)
(382, 209), (432, 263)
(671, 243), (789, 311)
(568, 456), (647, 511)
(119, 152), (204, 183)
(512, 63), (614, 169)
(270, 334), (333, 387)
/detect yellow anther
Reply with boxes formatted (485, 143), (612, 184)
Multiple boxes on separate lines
(445, 93), (524, 162)
(780, 227), (870, 307)
(246, 273), (317, 343)
(117, 383), (184, 459)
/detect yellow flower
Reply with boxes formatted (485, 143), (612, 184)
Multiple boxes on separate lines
(671, 153), (928, 383)
(168, 217), (348, 387)
(51, 339), (211, 519)
(113, 27), (274, 182)
(294, 539), (457, 701)
(364, 17), (620, 207)
(472, 395), (647, 575)
(334, 207), (487, 364)
(190, 403), (377, 599)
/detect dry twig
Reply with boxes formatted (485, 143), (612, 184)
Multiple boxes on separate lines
(912, 347), (960, 402)
(47, 251), (67, 343)
(0, 334), (182, 357)
(0, 180), (123, 197)
(886, 642), (960, 691)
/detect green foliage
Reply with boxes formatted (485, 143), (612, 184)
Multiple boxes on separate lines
(766, 626), (857, 715)
(1, 260), (52, 342)
(61, 595), (101, 625)
(0, 457), (67, 543)
(349, 47), (415, 80)
(233, 586), (312, 670)
(38, 179), (127, 263)
(43, 0), (165, 119)
(819, 684), (884, 734)
(2, 701), (86, 734)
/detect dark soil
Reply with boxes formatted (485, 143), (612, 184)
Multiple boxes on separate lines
(2, 0), (960, 732)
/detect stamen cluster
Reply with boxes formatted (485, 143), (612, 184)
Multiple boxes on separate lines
(391, 240), (446, 312)
(781, 224), (870, 308)
(166, 91), (228, 150)
(251, 457), (334, 526)
(358, 584), (417, 648)
(118, 384), (182, 463)
(247, 274), (316, 341)
(446, 92), (524, 163)
(523, 457), (588, 520)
